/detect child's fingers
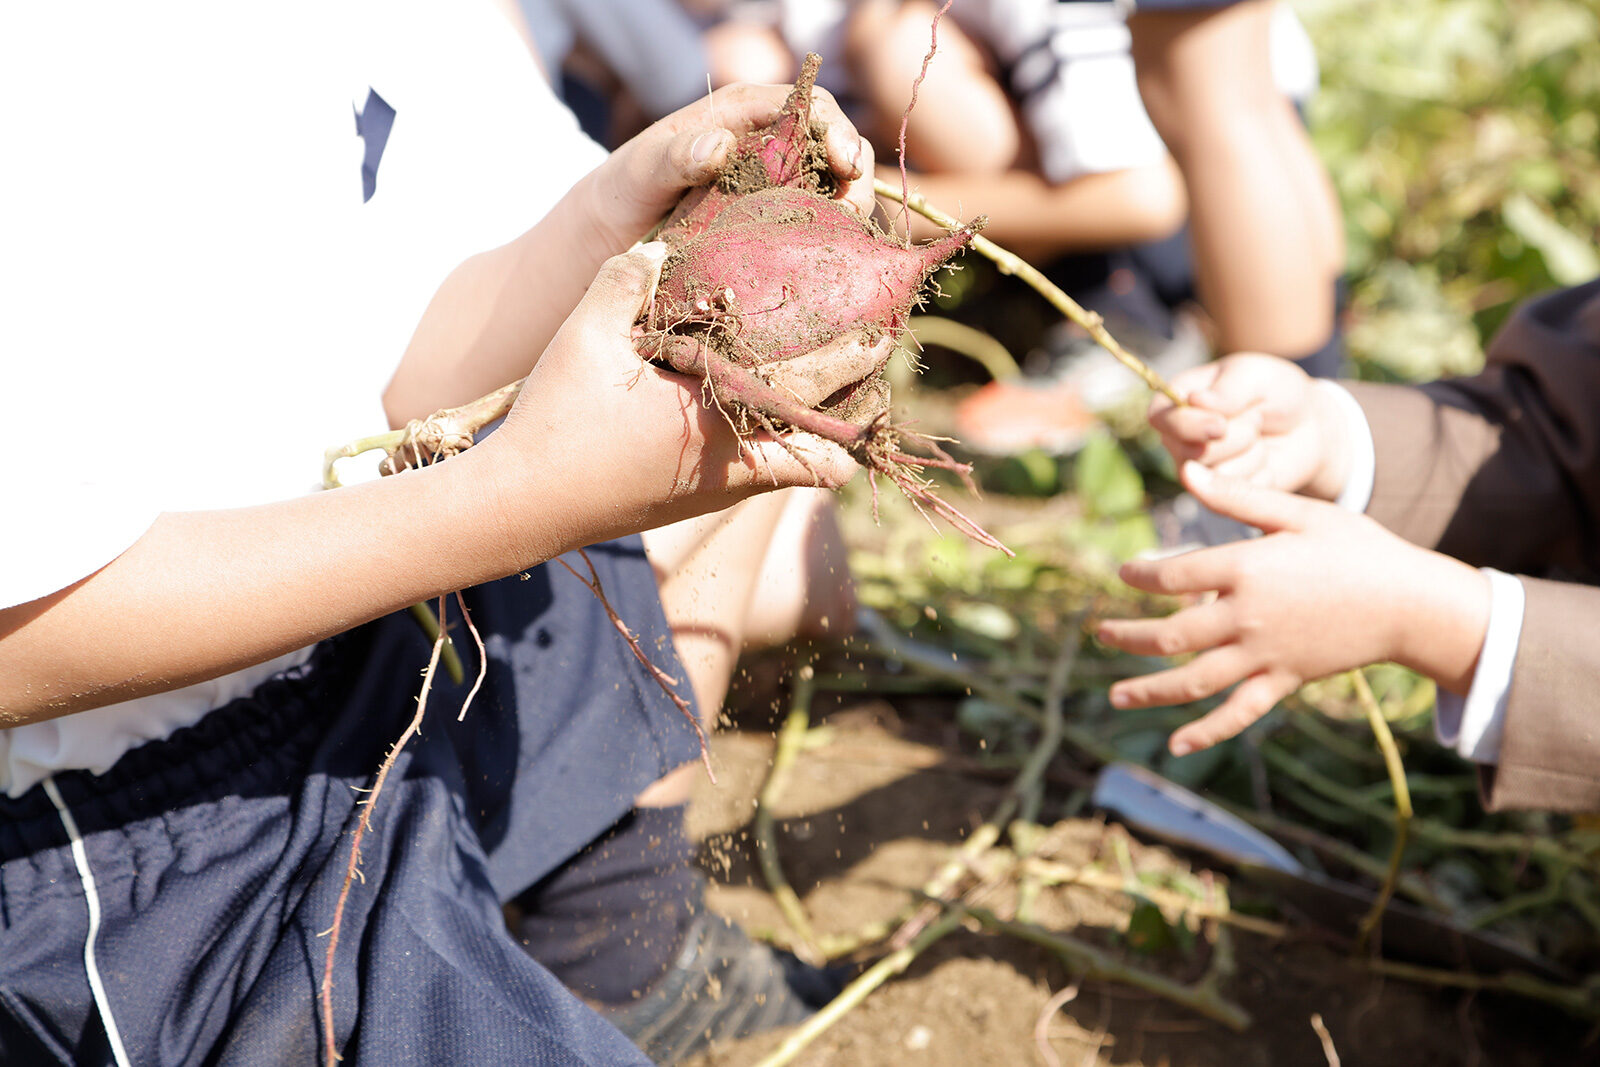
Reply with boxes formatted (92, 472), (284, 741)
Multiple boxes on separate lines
(1191, 406), (1264, 468)
(1161, 360), (1225, 405)
(1108, 646), (1253, 710)
(742, 433), (859, 490)
(1211, 446), (1269, 484)
(1180, 462), (1316, 533)
(822, 118), (867, 183)
(1096, 600), (1236, 659)
(1167, 672), (1296, 756)
(1150, 402), (1227, 448)
(763, 331), (895, 408)
(834, 135), (877, 219)
(1191, 352), (1308, 417)
(665, 128), (736, 188)
(576, 244), (670, 344)
(1118, 546), (1234, 597)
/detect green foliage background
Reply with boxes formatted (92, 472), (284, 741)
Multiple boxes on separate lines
(1300, 0), (1600, 381)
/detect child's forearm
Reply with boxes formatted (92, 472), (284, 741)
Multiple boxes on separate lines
(4, 245), (867, 727)
(0, 445), (558, 727)
(382, 183), (612, 428)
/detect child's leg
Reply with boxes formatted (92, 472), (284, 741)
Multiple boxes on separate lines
(516, 500), (853, 1058)
(0, 608), (666, 1067)
(846, 0), (1022, 174)
(1128, 0), (1344, 361)
(704, 19), (796, 88)
(741, 487), (859, 650)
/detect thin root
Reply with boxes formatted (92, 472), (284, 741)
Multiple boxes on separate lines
(556, 551), (716, 783)
(321, 593), (451, 1065)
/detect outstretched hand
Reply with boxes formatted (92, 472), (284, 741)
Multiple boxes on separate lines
(490, 244), (885, 549)
(1096, 463), (1490, 758)
(1149, 354), (1353, 501)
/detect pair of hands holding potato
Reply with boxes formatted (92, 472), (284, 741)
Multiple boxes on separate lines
(485, 80), (891, 548)
(1098, 356), (1490, 758)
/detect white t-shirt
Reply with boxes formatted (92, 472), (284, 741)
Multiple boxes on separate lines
(0, 1), (606, 796)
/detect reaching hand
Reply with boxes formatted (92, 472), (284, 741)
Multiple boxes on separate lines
(1149, 354), (1353, 501)
(1096, 463), (1490, 758)
(580, 81), (876, 253)
(490, 244), (887, 547)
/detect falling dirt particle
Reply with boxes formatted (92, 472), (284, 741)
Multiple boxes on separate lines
(904, 1025), (933, 1051)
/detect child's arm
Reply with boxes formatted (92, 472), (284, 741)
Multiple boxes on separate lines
(382, 81), (875, 427)
(1097, 463), (1490, 757)
(1137, 284), (1600, 809)
(0, 247), (883, 728)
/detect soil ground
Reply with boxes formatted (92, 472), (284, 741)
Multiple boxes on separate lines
(681, 678), (1597, 1067)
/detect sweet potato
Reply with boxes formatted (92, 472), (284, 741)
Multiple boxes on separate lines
(641, 55), (1001, 550)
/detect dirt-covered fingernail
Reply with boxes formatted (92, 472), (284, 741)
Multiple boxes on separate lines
(691, 130), (728, 164)
(846, 137), (864, 175)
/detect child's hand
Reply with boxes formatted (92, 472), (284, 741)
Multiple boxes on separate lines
(581, 81), (875, 253)
(1096, 463), (1490, 757)
(1149, 354), (1352, 501)
(487, 244), (886, 550)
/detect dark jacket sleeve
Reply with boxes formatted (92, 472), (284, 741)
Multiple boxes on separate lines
(1345, 280), (1600, 577)
(1344, 282), (1600, 812)
(1478, 576), (1600, 811)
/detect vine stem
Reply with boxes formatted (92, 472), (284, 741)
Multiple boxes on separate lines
(1351, 668), (1412, 954)
(889, 628), (1083, 949)
(904, 313), (1022, 381)
(1364, 958), (1600, 1020)
(753, 663), (823, 962)
(1258, 741), (1594, 869)
(752, 910), (965, 1067)
(962, 905), (1253, 1032)
(874, 178), (1186, 406)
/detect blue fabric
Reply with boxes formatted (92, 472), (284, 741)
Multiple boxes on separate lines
(0, 539), (698, 1066)
(354, 88), (395, 203)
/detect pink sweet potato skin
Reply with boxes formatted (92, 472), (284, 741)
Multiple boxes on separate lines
(652, 187), (978, 366)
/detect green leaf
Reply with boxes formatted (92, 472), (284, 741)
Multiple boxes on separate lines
(1075, 432), (1146, 518)
(1124, 898), (1181, 955)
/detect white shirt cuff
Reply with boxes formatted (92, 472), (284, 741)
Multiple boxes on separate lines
(1434, 568), (1524, 765)
(1318, 380), (1375, 513)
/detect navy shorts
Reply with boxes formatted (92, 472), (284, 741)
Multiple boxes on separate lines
(0, 539), (699, 1066)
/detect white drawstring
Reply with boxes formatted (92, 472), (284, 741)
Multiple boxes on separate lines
(42, 776), (133, 1067)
